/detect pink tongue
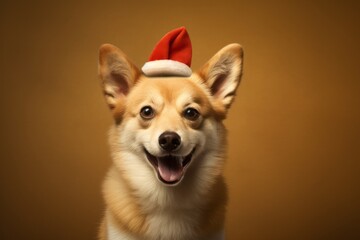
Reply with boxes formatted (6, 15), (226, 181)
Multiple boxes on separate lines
(158, 159), (183, 182)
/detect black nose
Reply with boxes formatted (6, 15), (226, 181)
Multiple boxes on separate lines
(158, 131), (181, 152)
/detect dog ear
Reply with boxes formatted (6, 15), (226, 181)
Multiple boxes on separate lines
(198, 44), (243, 118)
(98, 44), (141, 112)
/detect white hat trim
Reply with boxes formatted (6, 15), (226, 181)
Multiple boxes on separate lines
(142, 60), (192, 77)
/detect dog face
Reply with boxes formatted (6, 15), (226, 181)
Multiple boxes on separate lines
(98, 44), (243, 187)
(119, 78), (217, 186)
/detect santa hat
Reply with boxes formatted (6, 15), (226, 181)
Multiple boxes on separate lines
(142, 27), (192, 77)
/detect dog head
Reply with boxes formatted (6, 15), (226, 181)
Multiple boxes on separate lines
(98, 44), (243, 187)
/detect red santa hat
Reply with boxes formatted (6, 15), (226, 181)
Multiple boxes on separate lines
(142, 27), (192, 77)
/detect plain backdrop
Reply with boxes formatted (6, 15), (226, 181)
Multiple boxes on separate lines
(1, 0), (359, 239)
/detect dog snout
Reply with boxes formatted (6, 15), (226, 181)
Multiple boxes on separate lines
(158, 131), (181, 152)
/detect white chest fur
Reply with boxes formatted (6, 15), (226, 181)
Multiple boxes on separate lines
(106, 212), (225, 240)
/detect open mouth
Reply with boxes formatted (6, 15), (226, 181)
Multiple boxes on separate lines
(144, 148), (195, 185)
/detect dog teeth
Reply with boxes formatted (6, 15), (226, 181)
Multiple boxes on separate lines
(144, 147), (195, 185)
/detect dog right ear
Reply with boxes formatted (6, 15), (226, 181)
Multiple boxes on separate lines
(197, 44), (243, 119)
(98, 44), (141, 114)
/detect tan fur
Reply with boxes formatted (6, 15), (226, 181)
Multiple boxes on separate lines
(98, 43), (243, 240)
(198, 176), (228, 235)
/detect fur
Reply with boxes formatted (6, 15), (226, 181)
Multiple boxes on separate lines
(97, 43), (243, 240)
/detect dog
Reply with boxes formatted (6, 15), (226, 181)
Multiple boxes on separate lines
(97, 39), (243, 240)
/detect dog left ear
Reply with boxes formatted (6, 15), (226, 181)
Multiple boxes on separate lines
(98, 44), (141, 111)
(198, 44), (243, 118)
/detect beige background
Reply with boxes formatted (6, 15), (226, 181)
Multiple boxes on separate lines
(1, 0), (359, 239)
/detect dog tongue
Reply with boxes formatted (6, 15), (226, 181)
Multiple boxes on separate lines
(158, 156), (183, 182)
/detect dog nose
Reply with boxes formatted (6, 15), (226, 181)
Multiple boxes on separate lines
(158, 131), (181, 152)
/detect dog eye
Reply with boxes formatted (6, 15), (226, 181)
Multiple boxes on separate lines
(140, 106), (155, 119)
(183, 108), (200, 121)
